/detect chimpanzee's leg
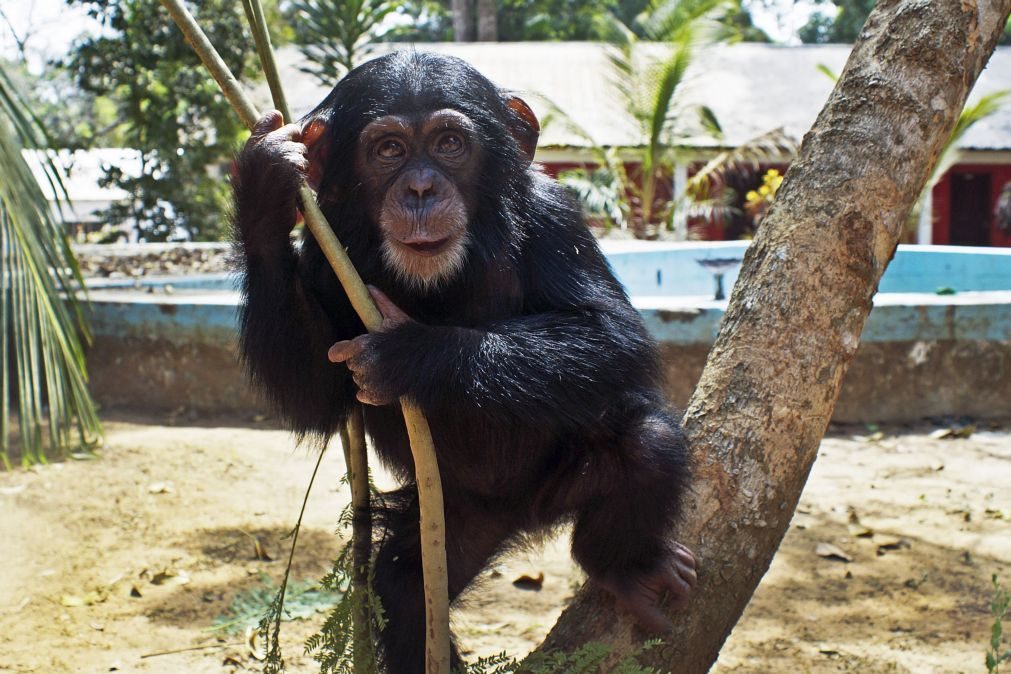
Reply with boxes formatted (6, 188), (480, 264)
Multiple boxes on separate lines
(567, 403), (696, 632)
(372, 488), (515, 674)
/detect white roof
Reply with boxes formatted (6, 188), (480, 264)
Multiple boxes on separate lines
(25, 148), (141, 202)
(262, 42), (1011, 152)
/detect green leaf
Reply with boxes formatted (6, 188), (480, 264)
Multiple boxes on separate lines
(0, 60), (102, 466)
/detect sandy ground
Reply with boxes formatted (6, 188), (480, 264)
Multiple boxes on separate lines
(1, 415), (1009, 674)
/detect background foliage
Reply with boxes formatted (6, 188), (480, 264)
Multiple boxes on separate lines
(61, 0), (266, 241)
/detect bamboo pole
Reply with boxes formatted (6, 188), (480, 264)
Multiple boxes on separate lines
(158, 1), (451, 671)
(345, 407), (373, 671)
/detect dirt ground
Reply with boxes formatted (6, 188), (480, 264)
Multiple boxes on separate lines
(1, 415), (1009, 674)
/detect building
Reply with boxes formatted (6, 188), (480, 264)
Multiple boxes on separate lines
(266, 42), (1011, 246)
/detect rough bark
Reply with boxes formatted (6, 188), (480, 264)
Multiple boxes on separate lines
(526, 0), (1011, 671)
(476, 0), (497, 41)
(452, 0), (475, 42)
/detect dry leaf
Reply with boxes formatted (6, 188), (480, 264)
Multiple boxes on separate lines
(0, 484), (27, 495)
(875, 536), (910, 556)
(147, 482), (174, 494)
(246, 626), (265, 661)
(251, 536), (272, 562)
(815, 543), (852, 563)
(846, 508), (873, 538)
(61, 590), (107, 607)
(151, 570), (190, 586)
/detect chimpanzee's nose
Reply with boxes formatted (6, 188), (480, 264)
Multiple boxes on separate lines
(407, 169), (435, 201)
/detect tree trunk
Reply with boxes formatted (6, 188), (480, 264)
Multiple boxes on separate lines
(526, 0), (1011, 671)
(476, 0), (497, 41)
(452, 0), (475, 42)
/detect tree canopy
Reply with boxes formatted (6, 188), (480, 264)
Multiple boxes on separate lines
(62, 0), (263, 241)
(800, 0), (1011, 44)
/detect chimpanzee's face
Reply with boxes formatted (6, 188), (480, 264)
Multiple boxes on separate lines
(354, 107), (483, 290)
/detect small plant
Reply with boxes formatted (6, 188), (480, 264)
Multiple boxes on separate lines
(461, 638), (664, 674)
(988, 574), (1011, 674)
(211, 575), (338, 635)
(744, 168), (783, 226)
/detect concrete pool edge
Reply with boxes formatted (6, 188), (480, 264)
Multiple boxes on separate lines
(79, 242), (1011, 422)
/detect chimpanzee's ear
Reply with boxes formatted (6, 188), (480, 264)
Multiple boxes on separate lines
(505, 96), (539, 165)
(302, 117), (328, 191)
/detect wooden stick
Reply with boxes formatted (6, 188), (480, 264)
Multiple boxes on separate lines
(346, 407), (373, 671)
(158, 1), (451, 671)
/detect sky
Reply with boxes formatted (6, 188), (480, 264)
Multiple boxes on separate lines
(0, 0), (821, 73)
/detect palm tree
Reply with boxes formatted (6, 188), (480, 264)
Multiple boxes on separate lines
(558, 0), (732, 236)
(0, 63), (102, 467)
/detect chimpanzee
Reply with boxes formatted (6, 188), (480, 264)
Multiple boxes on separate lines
(233, 51), (696, 672)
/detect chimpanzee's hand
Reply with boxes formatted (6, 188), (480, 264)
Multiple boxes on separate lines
(234, 111), (325, 254)
(595, 543), (698, 633)
(327, 287), (414, 406)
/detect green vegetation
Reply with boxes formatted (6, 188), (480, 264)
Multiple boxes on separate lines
(211, 575), (339, 635)
(989, 574), (1011, 674)
(562, 0), (788, 237)
(800, 1), (1011, 45)
(288, 0), (398, 86)
(0, 62), (101, 466)
(62, 0), (266, 241)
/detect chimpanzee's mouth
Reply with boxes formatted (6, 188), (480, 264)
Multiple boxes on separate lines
(400, 238), (451, 256)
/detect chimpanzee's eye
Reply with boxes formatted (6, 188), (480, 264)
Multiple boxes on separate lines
(435, 132), (465, 156)
(377, 139), (406, 159)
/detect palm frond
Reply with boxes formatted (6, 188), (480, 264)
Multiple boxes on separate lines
(929, 90), (1010, 189)
(687, 127), (797, 198)
(558, 167), (629, 230)
(0, 63), (101, 466)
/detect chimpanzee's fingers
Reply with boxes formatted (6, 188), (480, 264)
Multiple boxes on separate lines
(656, 564), (692, 608)
(328, 338), (363, 363)
(251, 110), (284, 142)
(367, 286), (412, 329)
(276, 140), (309, 172)
(673, 544), (698, 586)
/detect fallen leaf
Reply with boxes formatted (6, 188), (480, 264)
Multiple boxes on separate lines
(61, 590), (107, 607)
(251, 536), (272, 562)
(875, 537), (910, 556)
(0, 484), (27, 495)
(148, 482), (174, 494)
(846, 508), (873, 538)
(246, 626), (265, 661)
(512, 572), (545, 591)
(151, 570), (190, 586)
(815, 543), (852, 563)
(985, 508), (1010, 520)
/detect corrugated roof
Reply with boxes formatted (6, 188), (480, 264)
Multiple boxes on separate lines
(264, 42), (1011, 153)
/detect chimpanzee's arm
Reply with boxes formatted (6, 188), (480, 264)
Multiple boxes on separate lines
(233, 114), (359, 439)
(339, 224), (660, 433)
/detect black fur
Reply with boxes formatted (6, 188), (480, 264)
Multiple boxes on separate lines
(233, 51), (691, 673)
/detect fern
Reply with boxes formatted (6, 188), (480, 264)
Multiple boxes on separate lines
(211, 576), (337, 635)
(306, 497), (385, 673)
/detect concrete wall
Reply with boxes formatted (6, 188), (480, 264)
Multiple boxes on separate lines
(83, 292), (1011, 423)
